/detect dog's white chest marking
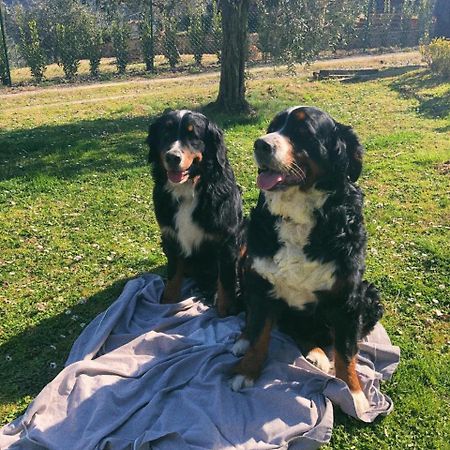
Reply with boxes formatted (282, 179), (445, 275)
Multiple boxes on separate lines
(252, 187), (336, 309)
(163, 182), (211, 256)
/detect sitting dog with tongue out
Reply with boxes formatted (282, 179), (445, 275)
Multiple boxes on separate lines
(231, 106), (383, 418)
(147, 109), (244, 316)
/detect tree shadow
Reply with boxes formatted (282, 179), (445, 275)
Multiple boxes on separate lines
(200, 102), (261, 128)
(340, 66), (449, 120)
(388, 69), (450, 119)
(0, 106), (261, 184)
(435, 124), (450, 133)
(0, 264), (166, 416)
(0, 115), (153, 183)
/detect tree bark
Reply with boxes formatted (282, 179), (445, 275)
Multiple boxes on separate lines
(214, 0), (250, 113)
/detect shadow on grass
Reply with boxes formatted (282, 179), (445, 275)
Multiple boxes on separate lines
(0, 107), (261, 183)
(342, 66), (449, 119)
(0, 264), (166, 419)
(388, 69), (450, 119)
(435, 124), (450, 133)
(0, 115), (153, 183)
(341, 65), (423, 84)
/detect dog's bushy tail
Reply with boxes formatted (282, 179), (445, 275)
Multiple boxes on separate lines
(360, 281), (384, 337)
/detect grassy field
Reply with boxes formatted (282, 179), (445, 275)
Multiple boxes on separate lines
(0, 59), (449, 448)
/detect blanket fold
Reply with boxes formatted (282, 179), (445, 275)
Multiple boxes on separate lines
(0, 274), (400, 450)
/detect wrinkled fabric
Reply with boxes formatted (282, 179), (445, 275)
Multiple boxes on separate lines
(0, 274), (400, 450)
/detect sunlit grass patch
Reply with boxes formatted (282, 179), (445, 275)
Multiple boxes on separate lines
(0, 66), (449, 448)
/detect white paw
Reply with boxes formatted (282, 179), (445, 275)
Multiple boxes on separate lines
(230, 374), (254, 391)
(351, 390), (370, 417)
(231, 338), (250, 357)
(306, 348), (331, 373)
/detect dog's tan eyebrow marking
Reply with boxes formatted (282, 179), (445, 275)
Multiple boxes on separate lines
(187, 124), (194, 132)
(295, 110), (306, 120)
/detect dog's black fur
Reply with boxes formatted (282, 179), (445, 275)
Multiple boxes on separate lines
(232, 106), (383, 411)
(147, 109), (244, 316)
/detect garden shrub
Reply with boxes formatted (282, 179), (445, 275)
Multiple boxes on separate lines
(421, 38), (450, 78)
(16, 17), (46, 82)
(161, 16), (180, 70)
(111, 19), (130, 75)
(189, 12), (205, 65)
(84, 17), (103, 77)
(140, 17), (154, 72)
(55, 23), (81, 80)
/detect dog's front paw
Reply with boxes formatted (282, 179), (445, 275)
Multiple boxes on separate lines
(306, 348), (331, 373)
(230, 374), (254, 391)
(231, 338), (250, 356)
(351, 390), (370, 417)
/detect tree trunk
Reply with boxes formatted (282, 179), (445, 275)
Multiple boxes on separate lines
(214, 0), (250, 113)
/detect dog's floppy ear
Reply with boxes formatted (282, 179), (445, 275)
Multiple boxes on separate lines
(146, 120), (159, 164)
(335, 122), (363, 182)
(206, 120), (227, 168)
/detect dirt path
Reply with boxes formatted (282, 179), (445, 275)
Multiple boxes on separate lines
(0, 51), (422, 104)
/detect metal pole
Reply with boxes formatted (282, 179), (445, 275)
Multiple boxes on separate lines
(0, 0), (12, 86)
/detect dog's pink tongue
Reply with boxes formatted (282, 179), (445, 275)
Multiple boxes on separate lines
(167, 171), (185, 183)
(257, 172), (285, 190)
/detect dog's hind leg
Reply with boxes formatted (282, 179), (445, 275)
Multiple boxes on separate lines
(334, 318), (370, 417)
(162, 257), (184, 304)
(216, 241), (240, 317)
(161, 236), (184, 304)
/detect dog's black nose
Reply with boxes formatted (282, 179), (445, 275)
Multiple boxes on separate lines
(254, 138), (273, 155)
(165, 152), (182, 166)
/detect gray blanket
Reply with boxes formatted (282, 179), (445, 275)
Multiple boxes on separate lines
(0, 274), (400, 450)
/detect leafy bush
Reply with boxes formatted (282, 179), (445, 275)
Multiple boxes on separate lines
(140, 15), (154, 72)
(256, 0), (365, 65)
(55, 22), (81, 80)
(111, 19), (130, 75)
(54, 2), (100, 80)
(420, 38), (450, 78)
(189, 12), (205, 65)
(16, 16), (46, 82)
(161, 16), (180, 70)
(84, 17), (103, 77)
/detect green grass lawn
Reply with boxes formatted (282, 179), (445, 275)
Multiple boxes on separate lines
(0, 64), (449, 449)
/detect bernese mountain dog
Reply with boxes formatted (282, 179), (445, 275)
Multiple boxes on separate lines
(230, 106), (383, 416)
(147, 109), (244, 316)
